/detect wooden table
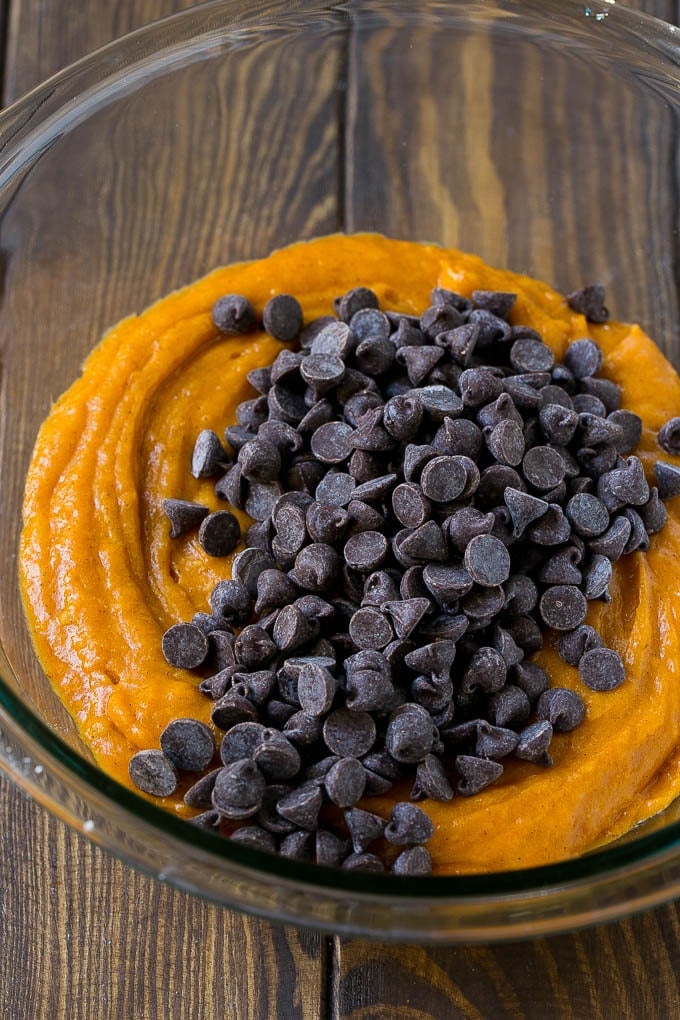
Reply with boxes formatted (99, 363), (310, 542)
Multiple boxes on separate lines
(2, 1), (680, 1016)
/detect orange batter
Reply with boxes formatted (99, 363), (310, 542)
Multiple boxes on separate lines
(19, 234), (680, 874)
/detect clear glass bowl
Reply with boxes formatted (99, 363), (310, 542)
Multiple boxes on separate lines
(1, 0), (680, 942)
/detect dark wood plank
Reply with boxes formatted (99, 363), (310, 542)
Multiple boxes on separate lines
(0, 2), (337, 1018)
(333, 1), (680, 1018)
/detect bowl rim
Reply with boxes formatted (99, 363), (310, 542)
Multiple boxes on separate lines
(1, 0), (680, 922)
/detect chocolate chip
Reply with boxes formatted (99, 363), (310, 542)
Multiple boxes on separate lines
(345, 807), (386, 852)
(262, 294), (303, 341)
(503, 487), (548, 538)
(280, 830), (315, 860)
(315, 829), (350, 867)
(566, 286), (609, 323)
(578, 647), (625, 691)
(455, 755), (503, 796)
(197, 510), (241, 557)
(245, 481), (282, 522)
(184, 768), (221, 808)
(536, 688), (585, 731)
(160, 718), (215, 772)
(349, 607), (393, 650)
(527, 503), (571, 546)
(582, 553), (612, 600)
(384, 802), (434, 845)
(392, 846), (432, 876)
(210, 579), (252, 624)
(640, 488), (667, 534)
(162, 623), (209, 669)
(410, 753), (454, 802)
(272, 604), (318, 653)
(472, 289), (517, 318)
(290, 543), (341, 591)
(315, 471), (356, 508)
(342, 852), (384, 872)
(582, 377), (621, 414)
(510, 338), (554, 373)
(212, 294), (256, 334)
(463, 534), (511, 587)
(537, 547), (583, 585)
(162, 499), (209, 539)
(323, 708), (376, 758)
(298, 662), (337, 716)
(486, 419), (525, 466)
(406, 640), (458, 680)
(385, 703), (435, 763)
(335, 287), (379, 323)
(655, 461), (680, 500)
(522, 445), (567, 491)
(230, 825), (277, 853)
(513, 662), (549, 703)
(192, 429), (230, 479)
(488, 685), (531, 727)
(475, 721), (520, 760)
(515, 721), (553, 765)
(461, 646), (506, 694)
(212, 760), (266, 819)
(252, 731), (301, 781)
(324, 757), (366, 808)
(397, 521), (447, 564)
(539, 585), (588, 631)
(129, 749), (178, 797)
(539, 403), (579, 446)
(382, 598), (430, 641)
(211, 690), (258, 730)
(277, 784), (323, 830)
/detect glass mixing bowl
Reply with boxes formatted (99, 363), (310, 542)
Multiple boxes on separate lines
(1, 0), (680, 942)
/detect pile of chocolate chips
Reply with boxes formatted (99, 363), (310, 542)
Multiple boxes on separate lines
(129, 282), (680, 876)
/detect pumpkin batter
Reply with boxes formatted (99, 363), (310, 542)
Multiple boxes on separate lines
(19, 234), (680, 874)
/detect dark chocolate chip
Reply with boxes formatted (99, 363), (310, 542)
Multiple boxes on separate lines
(536, 688), (585, 731)
(335, 287), (379, 323)
(384, 802), (434, 845)
(472, 289), (517, 318)
(342, 852), (385, 872)
(510, 338), (554, 373)
(463, 534), (511, 587)
(160, 718), (215, 772)
(276, 784), (323, 830)
(162, 623), (209, 670)
(539, 403), (579, 446)
(184, 768), (221, 808)
(487, 685), (531, 727)
(230, 825), (277, 853)
(263, 294), (303, 341)
(486, 419), (525, 466)
(475, 721), (520, 760)
(323, 708), (376, 758)
(210, 579), (252, 624)
(385, 703), (435, 764)
(192, 429), (230, 479)
(198, 510), (241, 557)
(515, 721), (553, 765)
(345, 807), (386, 852)
(578, 647), (625, 691)
(455, 755), (503, 796)
(349, 607), (394, 650)
(566, 286), (609, 323)
(129, 749), (178, 797)
(539, 585), (588, 631)
(324, 757), (367, 808)
(503, 487), (548, 538)
(565, 493), (609, 537)
(212, 294), (256, 334)
(514, 662), (549, 703)
(392, 846), (432, 876)
(212, 760), (266, 819)
(655, 461), (680, 500)
(162, 499), (209, 539)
